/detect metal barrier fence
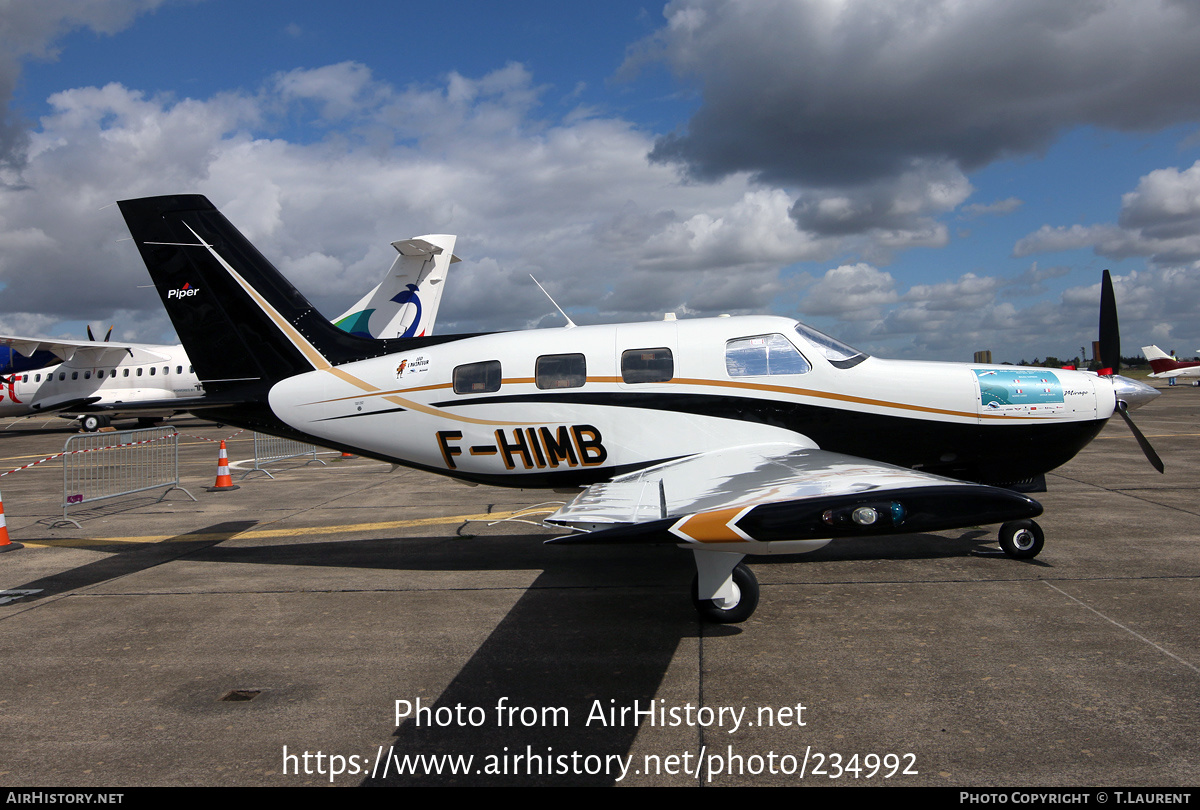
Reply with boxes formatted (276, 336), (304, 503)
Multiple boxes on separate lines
(59, 427), (196, 528)
(242, 432), (328, 479)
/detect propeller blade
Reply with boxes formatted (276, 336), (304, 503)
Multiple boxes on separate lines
(1098, 269), (1121, 373)
(86, 324), (96, 342)
(104, 325), (113, 342)
(1115, 400), (1165, 473)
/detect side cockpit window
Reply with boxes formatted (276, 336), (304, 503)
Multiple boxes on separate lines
(453, 360), (501, 394)
(621, 348), (673, 384)
(726, 334), (810, 376)
(536, 354), (586, 389)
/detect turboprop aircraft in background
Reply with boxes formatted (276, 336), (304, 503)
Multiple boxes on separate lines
(1141, 345), (1200, 380)
(0, 232), (459, 429)
(118, 194), (1163, 623)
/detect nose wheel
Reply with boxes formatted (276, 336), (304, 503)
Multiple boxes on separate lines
(998, 519), (1044, 560)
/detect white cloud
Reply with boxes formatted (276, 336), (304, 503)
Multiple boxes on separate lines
(799, 263), (898, 321)
(904, 273), (1002, 312)
(962, 197), (1022, 218)
(0, 1), (169, 165)
(1013, 224), (1118, 257)
(0, 64), (868, 340)
(1015, 160), (1200, 265)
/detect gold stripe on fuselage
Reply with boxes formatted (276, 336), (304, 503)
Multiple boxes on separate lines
(305, 373), (1065, 425)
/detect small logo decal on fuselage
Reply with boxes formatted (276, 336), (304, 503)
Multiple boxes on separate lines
(396, 355), (430, 379)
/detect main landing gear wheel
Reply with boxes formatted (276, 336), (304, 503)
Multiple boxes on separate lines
(999, 519), (1044, 560)
(691, 563), (759, 624)
(80, 415), (109, 433)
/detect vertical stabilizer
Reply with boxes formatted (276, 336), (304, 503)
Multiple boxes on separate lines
(117, 195), (407, 393)
(333, 235), (458, 338)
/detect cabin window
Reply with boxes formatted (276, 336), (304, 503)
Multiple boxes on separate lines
(163, 366), (169, 375)
(123, 369), (129, 377)
(83, 371), (91, 380)
(58, 372), (65, 381)
(536, 354), (586, 389)
(726, 334), (811, 376)
(453, 360), (501, 394)
(176, 366), (182, 374)
(621, 348), (673, 384)
(71, 371), (78, 380)
(189, 365), (194, 373)
(33, 374), (39, 382)
(136, 368), (143, 377)
(97, 370), (104, 379)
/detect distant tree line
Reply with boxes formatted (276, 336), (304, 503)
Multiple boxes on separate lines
(1010, 355), (1148, 369)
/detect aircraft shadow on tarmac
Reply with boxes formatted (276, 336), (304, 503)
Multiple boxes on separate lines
(12, 525), (1044, 785)
(10, 520), (257, 603)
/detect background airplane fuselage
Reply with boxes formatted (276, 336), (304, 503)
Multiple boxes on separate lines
(0, 344), (202, 418)
(266, 315), (1113, 487)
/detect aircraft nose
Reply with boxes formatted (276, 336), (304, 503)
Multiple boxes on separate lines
(1112, 375), (1159, 411)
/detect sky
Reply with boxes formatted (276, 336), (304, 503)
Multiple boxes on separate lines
(1, 0), (1200, 363)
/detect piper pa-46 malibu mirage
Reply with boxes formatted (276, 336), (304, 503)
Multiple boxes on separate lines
(0, 230), (458, 430)
(117, 195), (1163, 623)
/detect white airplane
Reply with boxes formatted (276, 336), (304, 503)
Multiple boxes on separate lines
(117, 195), (1162, 622)
(1141, 345), (1200, 380)
(0, 232), (459, 430)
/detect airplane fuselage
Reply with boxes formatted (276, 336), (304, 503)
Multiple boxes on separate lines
(0, 343), (203, 420)
(263, 315), (1115, 488)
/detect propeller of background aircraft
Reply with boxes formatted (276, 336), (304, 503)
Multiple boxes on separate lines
(1099, 269), (1164, 473)
(86, 324), (114, 342)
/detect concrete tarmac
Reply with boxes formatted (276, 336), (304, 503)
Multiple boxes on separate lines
(0, 389), (1198, 787)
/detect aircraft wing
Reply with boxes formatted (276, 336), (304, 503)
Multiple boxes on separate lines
(0, 335), (141, 367)
(64, 389), (253, 414)
(545, 443), (1041, 546)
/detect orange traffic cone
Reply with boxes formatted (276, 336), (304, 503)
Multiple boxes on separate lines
(340, 451), (357, 459)
(206, 440), (240, 492)
(0, 487), (23, 552)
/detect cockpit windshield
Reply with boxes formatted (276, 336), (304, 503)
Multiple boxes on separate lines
(793, 322), (869, 369)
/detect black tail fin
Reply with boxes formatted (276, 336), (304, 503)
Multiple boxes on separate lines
(118, 195), (446, 393)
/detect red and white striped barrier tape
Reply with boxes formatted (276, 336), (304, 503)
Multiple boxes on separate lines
(0, 431), (179, 478)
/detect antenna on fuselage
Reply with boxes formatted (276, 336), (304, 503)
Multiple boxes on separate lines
(530, 274), (577, 328)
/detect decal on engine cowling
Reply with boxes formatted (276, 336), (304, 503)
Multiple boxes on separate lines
(436, 425), (608, 470)
(974, 369), (1064, 414)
